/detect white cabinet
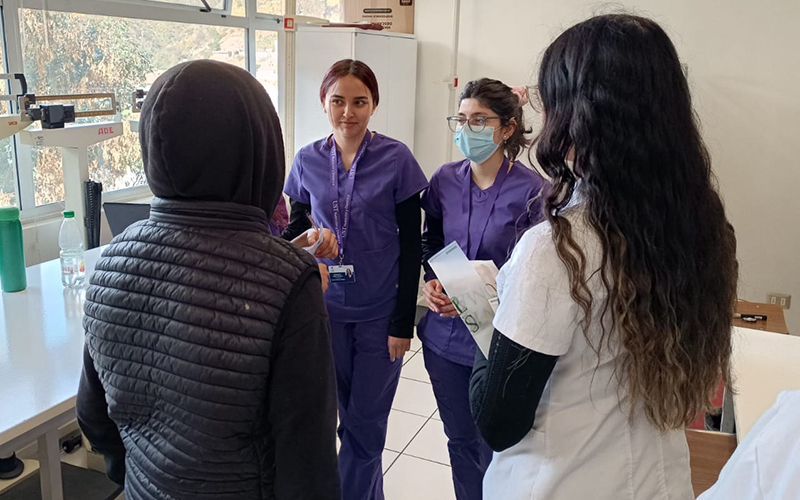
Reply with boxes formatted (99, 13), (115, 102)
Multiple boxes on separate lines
(294, 28), (418, 157)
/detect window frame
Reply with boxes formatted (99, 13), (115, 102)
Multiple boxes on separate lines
(0, 5), (22, 209)
(0, 0), (288, 220)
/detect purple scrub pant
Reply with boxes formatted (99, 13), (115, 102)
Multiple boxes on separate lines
(330, 317), (402, 500)
(422, 346), (493, 500)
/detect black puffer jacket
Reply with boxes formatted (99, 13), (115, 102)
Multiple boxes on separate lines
(76, 60), (339, 500)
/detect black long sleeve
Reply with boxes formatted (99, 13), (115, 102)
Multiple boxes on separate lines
(281, 199), (312, 241)
(77, 345), (127, 486)
(269, 268), (340, 499)
(389, 193), (423, 339)
(421, 213), (445, 282)
(470, 329), (558, 452)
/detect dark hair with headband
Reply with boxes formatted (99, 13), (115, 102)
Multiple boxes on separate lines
(460, 78), (531, 161)
(320, 59), (380, 107)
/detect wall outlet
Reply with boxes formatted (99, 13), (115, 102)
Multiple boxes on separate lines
(767, 292), (792, 310)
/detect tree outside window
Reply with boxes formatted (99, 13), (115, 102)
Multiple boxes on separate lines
(21, 9), (246, 206)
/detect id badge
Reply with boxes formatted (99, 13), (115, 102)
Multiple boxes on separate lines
(329, 265), (356, 284)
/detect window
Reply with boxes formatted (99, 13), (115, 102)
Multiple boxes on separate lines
(256, 31), (279, 106)
(147, 0), (226, 9)
(20, 9), (246, 206)
(231, 0), (246, 16)
(257, 0), (283, 16)
(297, 0), (342, 21)
(257, 0), (342, 21)
(2, 0), (284, 215)
(0, 24), (17, 208)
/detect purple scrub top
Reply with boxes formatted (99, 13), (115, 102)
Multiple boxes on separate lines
(418, 158), (547, 365)
(285, 132), (428, 322)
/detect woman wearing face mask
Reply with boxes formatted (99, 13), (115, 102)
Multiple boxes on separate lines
(283, 59), (428, 500)
(418, 78), (547, 500)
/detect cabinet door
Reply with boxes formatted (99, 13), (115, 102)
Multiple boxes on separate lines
(353, 33), (390, 138)
(385, 37), (417, 152)
(295, 31), (353, 156)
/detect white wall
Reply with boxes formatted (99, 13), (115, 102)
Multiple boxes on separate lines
(414, 0), (800, 331)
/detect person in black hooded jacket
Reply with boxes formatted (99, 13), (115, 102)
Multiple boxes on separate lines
(76, 60), (340, 500)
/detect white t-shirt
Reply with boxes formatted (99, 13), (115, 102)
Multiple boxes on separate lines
(698, 390), (800, 500)
(486, 209), (694, 500)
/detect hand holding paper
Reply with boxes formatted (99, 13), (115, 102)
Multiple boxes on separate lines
(427, 242), (499, 357)
(301, 227), (338, 259)
(302, 227), (324, 255)
(423, 279), (458, 317)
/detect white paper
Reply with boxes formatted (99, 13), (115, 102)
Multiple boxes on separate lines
(303, 226), (324, 255)
(428, 242), (499, 357)
(472, 260), (500, 313)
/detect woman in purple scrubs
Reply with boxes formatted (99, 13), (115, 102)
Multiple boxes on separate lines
(283, 59), (428, 500)
(419, 78), (547, 500)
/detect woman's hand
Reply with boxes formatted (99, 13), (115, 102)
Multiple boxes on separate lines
(388, 336), (411, 362)
(318, 263), (330, 292)
(306, 228), (339, 259)
(292, 228), (339, 259)
(422, 279), (458, 318)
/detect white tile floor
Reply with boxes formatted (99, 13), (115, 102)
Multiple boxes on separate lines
(380, 336), (458, 500)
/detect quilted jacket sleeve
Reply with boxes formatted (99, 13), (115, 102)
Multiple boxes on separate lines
(269, 267), (340, 499)
(77, 344), (127, 486)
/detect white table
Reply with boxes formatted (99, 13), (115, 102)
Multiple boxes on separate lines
(0, 247), (104, 500)
(730, 326), (800, 441)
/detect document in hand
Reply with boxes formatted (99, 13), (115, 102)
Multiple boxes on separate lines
(303, 226), (324, 255)
(428, 241), (499, 357)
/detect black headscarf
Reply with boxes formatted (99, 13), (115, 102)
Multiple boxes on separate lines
(140, 60), (285, 217)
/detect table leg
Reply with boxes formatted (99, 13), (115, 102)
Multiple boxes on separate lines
(720, 387), (736, 434)
(38, 429), (64, 500)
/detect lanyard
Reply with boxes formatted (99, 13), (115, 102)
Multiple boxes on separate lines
(330, 131), (372, 265)
(460, 157), (511, 260)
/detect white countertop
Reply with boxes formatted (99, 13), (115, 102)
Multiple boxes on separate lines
(731, 326), (800, 440)
(0, 248), (104, 446)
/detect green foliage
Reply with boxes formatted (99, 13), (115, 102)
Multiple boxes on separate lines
(1, 42), (17, 206)
(3, 1), (316, 207)
(20, 9), (247, 205)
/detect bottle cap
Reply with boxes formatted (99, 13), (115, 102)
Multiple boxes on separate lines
(0, 206), (21, 222)
(63, 211), (75, 219)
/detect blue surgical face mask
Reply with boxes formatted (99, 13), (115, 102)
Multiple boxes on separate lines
(454, 125), (499, 164)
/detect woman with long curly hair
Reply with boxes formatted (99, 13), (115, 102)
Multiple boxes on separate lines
(469, 14), (738, 499)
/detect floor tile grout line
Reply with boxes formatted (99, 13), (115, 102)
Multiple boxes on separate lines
(390, 407), (432, 419)
(399, 375), (432, 385)
(396, 406), (447, 468)
(396, 412), (436, 460)
(382, 450), (401, 476)
(385, 406), (439, 453)
(384, 411), (436, 476)
(402, 351), (417, 367)
(385, 344), (432, 476)
(402, 452), (451, 468)
(384, 407), (436, 454)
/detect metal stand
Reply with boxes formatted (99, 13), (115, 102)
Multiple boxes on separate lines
(20, 122), (123, 246)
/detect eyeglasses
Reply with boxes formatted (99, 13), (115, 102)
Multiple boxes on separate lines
(446, 115), (501, 133)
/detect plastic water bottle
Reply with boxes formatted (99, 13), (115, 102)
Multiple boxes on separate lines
(59, 211), (85, 288)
